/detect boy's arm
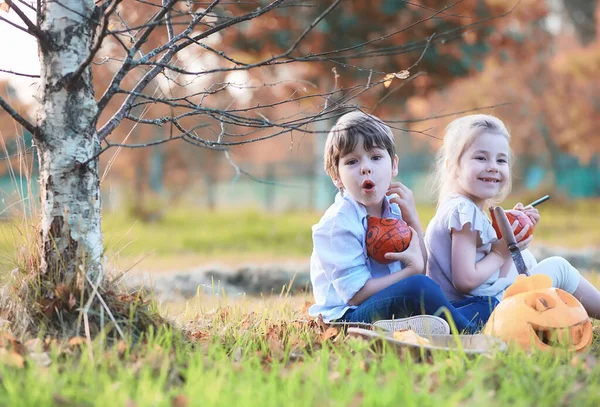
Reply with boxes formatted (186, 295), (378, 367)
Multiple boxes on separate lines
(386, 182), (427, 267)
(349, 228), (424, 306)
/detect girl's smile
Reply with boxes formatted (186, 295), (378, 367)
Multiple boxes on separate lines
(455, 132), (510, 208)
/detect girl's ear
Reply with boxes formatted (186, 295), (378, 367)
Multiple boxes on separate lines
(333, 177), (344, 189)
(392, 154), (399, 177)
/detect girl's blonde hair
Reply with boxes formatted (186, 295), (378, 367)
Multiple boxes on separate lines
(430, 114), (513, 208)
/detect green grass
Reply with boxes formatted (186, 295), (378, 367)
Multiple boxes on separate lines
(100, 198), (600, 260)
(1, 296), (600, 406)
(0, 198), (598, 272)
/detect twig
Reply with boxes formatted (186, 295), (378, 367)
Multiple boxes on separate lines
(69, 0), (124, 87)
(85, 274), (126, 341)
(83, 312), (95, 363)
(0, 68), (39, 78)
(0, 96), (37, 134)
(0, 15), (31, 36)
(4, 0), (46, 43)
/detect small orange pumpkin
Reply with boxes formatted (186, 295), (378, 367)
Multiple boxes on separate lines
(483, 275), (592, 352)
(365, 216), (412, 264)
(490, 208), (535, 241)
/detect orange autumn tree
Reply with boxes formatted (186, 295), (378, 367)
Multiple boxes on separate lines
(1, 0), (522, 335)
(404, 0), (600, 190)
(90, 1), (530, 217)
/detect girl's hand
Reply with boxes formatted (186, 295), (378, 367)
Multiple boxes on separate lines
(513, 202), (540, 226)
(491, 239), (511, 259)
(383, 227), (423, 271)
(387, 182), (419, 228)
(493, 220), (534, 255)
(514, 222), (534, 251)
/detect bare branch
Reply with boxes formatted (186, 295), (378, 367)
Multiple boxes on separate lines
(96, 0), (220, 115)
(0, 68), (39, 78)
(15, 0), (36, 11)
(129, 0), (184, 57)
(386, 103), (513, 124)
(0, 15), (32, 36)
(4, 0), (46, 43)
(163, 0), (174, 42)
(0, 96), (37, 134)
(99, 1), (291, 140)
(69, 0), (124, 86)
(282, 0), (341, 56)
(89, 0), (517, 163)
(401, 0), (472, 19)
(80, 136), (185, 167)
(184, 36), (249, 66)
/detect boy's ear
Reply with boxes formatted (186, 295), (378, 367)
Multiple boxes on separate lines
(392, 154), (399, 177)
(333, 177), (344, 189)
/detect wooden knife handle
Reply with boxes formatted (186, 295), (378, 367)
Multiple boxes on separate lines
(492, 206), (517, 246)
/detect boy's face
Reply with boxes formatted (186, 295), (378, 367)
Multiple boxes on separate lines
(333, 135), (398, 217)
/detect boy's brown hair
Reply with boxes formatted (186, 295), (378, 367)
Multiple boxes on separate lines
(324, 111), (396, 180)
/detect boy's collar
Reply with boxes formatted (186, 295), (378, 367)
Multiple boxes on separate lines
(338, 191), (401, 221)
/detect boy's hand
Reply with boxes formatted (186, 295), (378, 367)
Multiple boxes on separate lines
(387, 182), (420, 229)
(383, 227), (424, 271)
(513, 202), (540, 226)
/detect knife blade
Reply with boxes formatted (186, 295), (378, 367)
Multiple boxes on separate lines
(492, 206), (529, 276)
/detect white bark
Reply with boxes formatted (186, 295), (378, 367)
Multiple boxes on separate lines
(36, 0), (103, 281)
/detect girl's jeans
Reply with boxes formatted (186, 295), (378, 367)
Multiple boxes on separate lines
(338, 274), (493, 333)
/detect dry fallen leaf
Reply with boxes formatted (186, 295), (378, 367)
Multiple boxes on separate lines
(320, 327), (340, 342)
(301, 301), (313, 315)
(383, 73), (395, 88)
(117, 340), (128, 357)
(0, 348), (24, 368)
(68, 337), (86, 346)
(392, 329), (430, 346)
(171, 394), (189, 407)
(396, 70), (410, 79)
(383, 70), (410, 88)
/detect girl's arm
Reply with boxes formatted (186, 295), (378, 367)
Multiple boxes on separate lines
(451, 222), (533, 293)
(450, 225), (509, 294)
(348, 227), (423, 305)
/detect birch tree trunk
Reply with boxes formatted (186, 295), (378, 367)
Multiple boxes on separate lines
(36, 0), (103, 283)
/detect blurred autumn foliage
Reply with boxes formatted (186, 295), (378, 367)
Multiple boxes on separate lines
(2, 0), (599, 209)
(404, 0), (600, 180)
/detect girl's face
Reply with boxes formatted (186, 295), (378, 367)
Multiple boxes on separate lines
(455, 132), (510, 208)
(334, 135), (398, 217)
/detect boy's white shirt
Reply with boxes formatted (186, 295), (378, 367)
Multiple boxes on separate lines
(309, 191), (405, 322)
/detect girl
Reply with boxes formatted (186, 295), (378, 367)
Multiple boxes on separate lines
(425, 114), (600, 326)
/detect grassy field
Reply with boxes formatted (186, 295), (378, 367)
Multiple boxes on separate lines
(0, 200), (598, 405)
(0, 198), (599, 273)
(1, 295), (600, 406)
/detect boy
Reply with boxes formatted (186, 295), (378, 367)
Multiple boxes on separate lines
(308, 111), (476, 333)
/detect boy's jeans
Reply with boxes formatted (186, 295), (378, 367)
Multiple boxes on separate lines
(451, 295), (499, 330)
(338, 274), (492, 333)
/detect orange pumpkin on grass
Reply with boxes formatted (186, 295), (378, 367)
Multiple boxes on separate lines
(483, 274), (592, 352)
(490, 208), (534, 241)
(365, 217), (412, 264)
